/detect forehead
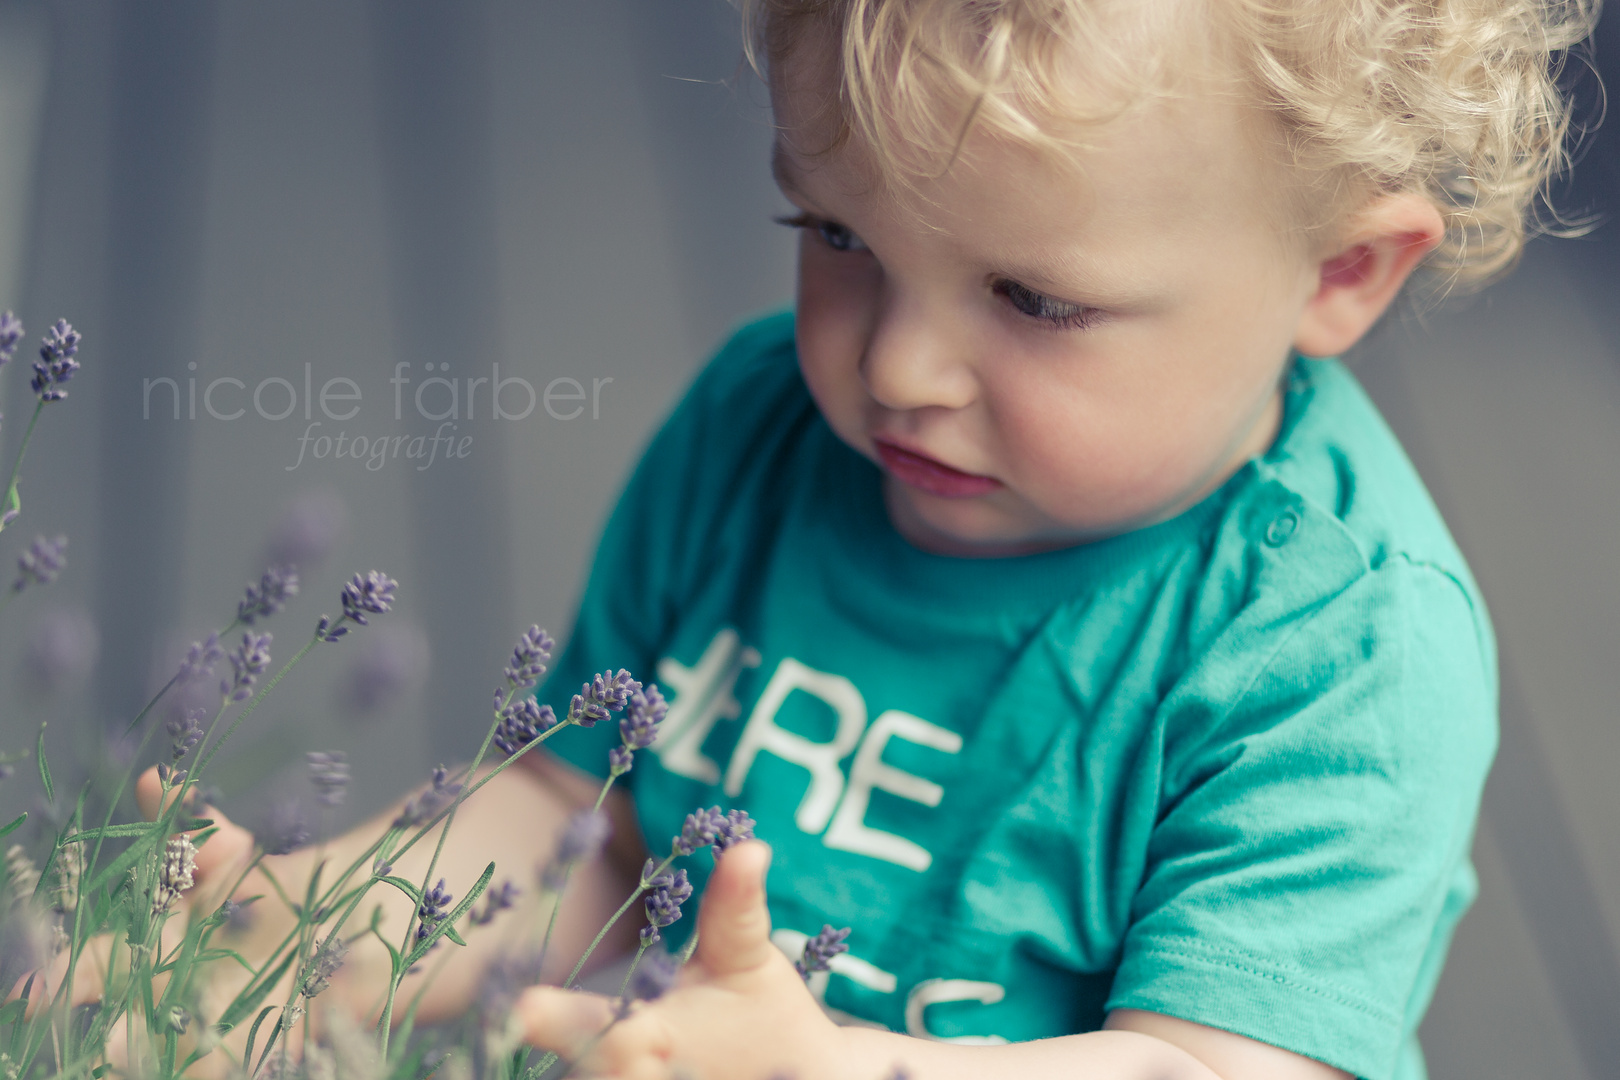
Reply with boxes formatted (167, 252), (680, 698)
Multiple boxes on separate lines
(772, 84), (1288, 282)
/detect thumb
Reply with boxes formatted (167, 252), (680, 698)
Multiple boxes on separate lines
(694, 840), (778, 979)
(134, 766), (254, 891)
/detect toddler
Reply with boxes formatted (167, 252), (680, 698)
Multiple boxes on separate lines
(510, 1), (1597, 1079)
(52, 2), (1589, 1079)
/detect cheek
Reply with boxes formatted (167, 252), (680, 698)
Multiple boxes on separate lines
(793, 242), (876, 410)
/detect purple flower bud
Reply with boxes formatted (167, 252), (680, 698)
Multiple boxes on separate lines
(166, 708), (205, 762)
(238, 565), (298, 625)
(307, 751), (350, 807)
(266, 490), (348, 569)
(30, 319), (80, 402)
(393, 765), (462, 829)
(503, 625), (555, 690)
(470, 879), (519, 925)
(0, 311), (23, 363)
(300, 935), (348, 999)
(619, 684), (667, 752)
(672, 807), (726, 857)
(626, 949), (680, 1003)
(492, 697), (557, 757)
(794, 924), (851, 980)
(640, 868), (692, 944)
(23, 606), (99, 694)
(339, 570), (397, 625)
(416, 879), (453, 945)
(13, 534), (66, 592)
(339, 622), (429, 714)
(713, 809), (757, 855)
(608, 745), (634, 775)
(257, 798), (311, 856)
(221, 631), (272, 702)
(568, 668), (641, 728)
(176, 632), (224, 685)
(541, 810), (611, 891)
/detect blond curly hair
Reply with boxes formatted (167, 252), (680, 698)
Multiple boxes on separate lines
(741, 0), (1600, 288)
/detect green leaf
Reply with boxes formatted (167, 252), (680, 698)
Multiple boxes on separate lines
(82, 824), (166, 898)
(0, 812), (24, 842)
(0, 999), (24, 1026)
(35, 723), (52, 804)
(377, 875), (423, 904)
(216, 949), (298, 1029)
(242, 1006), (276, 1077)
(401, 862), (493, 969)
(444, 924), (467, 947)
(61, 822), (154, 843)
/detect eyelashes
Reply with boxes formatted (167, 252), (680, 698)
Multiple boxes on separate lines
(776, 212), (1105, 332)
(774, 212), (868, 253)
(993, 279), (1106, 332)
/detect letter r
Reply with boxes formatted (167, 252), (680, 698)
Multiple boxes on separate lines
(723, 657), (866, 834)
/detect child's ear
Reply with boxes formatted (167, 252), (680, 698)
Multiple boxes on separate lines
(1291, 193), (1445, 358)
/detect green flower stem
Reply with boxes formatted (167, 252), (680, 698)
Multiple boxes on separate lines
(535, 773), (619, 971)
(615, 940), (652, 1003)
(561, 854), (675, 992)
(0, 399), (45, 535)
(60, 616), (241, 1041)
(378, 689), (526, 1063)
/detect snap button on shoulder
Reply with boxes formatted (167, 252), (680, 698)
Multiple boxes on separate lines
(1264, 509), (1300, 547)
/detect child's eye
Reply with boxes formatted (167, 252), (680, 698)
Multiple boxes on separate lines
(993, 278), (1105, 331)
(775, 212), (869, 253)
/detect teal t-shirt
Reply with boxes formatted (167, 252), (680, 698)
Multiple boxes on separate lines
(540, 311), (1496, 1080)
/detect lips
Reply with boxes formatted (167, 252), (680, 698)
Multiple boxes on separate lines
(872, 440), (1002, 498)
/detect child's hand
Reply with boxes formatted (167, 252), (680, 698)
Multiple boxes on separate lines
(8, 766), (260, 1015)
(518, 841), (858, 1080)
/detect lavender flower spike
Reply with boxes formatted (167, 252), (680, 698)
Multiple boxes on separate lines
(0, 311), (22, 364)
(416, 878), (453, 945)
(672, 807), (726, 857)
(795, 924), (851, 980)
(713, 809), (757, 855)
(301, 934), (349, 999)
(308, 751), (350, 807)
(640, 866), (692, 945)
(30, 319), (81, 402)
(13, 534), (66, 592)
(504, 625), (555, 690)
(177, 632), (224, 685)
(257, 798), (311, 856)
(152, 835), (197, 915)
(541, 809), (610, 891)
(393, 765), (462, 829)
(470, 879), (519, 925)
(166, 709), (205, 762)
(568, 668), (641, 728)
(238, 565), (299, 625)
(626, 949), (680, 1004)
(221, 631), (272, 702)
(340, 570), (397, 625)
(492, 697), (557, 757)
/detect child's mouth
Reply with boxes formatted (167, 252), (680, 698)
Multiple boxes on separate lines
(873, 440), (1003, 498)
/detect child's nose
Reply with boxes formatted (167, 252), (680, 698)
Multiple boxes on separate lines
(857, 301), (978, 412)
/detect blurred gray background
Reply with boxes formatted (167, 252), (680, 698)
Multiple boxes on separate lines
(0, 2), (1613, 1076)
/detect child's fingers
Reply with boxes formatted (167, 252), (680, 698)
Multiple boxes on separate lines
(9, 929), (113, 1016)
(694, 840), (777, 979)
(517, 985), (618, 1059)
(517, 986), (679, 1079)
(133, 765), (256, 897)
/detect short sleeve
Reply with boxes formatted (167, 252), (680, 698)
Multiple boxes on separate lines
(1105, 560), (1497, 1080)
(539, 312), (802, 780)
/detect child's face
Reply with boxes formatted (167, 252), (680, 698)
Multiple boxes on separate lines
(772, 54), (1328, 556)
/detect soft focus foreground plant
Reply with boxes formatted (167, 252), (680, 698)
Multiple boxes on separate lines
(0, 313), (827, 1080)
